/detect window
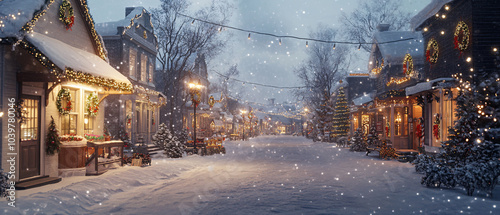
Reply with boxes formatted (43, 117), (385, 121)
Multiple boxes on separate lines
(442, 89), (457, 141)
(149, 59), (154, 83)
(61, 88), (78, 135)
(362, 115), (370, 136)
(394, 108), (402, 136)
(20, 97), (39, 141)
(125, 100), (132, 135)
(141, 54), (147, 82)
(129, 48), (137, 77)
(84, 91), (95, 134)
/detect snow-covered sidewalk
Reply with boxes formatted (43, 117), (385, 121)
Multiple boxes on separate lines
(1, 136), (499, 214)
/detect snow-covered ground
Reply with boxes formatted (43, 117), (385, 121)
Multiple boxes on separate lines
(1, 136), (499, 214)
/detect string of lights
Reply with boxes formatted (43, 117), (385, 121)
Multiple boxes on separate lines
(214, 71), (307, 89)
(177, 12), (416, 46)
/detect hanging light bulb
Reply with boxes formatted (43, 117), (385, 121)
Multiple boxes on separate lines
(279, 38), (282, 45)
(191, 19), (195, 25)
(358, 44), (361, 50)
(218, 27), (222, 32)
(248, 33), (251, 40)
(333, 43), (336, 50)
(306, 41), (308, 48)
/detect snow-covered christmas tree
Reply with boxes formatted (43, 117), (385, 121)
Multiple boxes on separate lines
(366, 125), (380, 147)
(176, 129), (189, 146)
(152, 123), (185, 158)
(313, 94), (334, 142)
(332, 87), (349, 138)
(349, 128), (366, 152)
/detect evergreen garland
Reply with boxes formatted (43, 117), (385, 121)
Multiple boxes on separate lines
(46, 116), (61, 155)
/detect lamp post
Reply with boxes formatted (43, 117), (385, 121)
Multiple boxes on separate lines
(240, 109), (247, 141)
(188, 81), (203, 153)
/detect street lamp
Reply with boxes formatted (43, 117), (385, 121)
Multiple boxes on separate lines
(240, 109), (247, 141)
(188, 80), (203, 153)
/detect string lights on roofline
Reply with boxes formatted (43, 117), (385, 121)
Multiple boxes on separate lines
(176, 12), (416, 48)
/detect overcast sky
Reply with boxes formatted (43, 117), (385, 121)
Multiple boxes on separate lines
(88, 0), (431, 105)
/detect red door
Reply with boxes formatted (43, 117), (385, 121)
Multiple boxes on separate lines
(19, 95), (41, 179)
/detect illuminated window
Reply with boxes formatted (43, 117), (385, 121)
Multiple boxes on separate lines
(129, 48), (137, 77)
(149, 58), (154, 83)
(61, 88), (78, 135)
(141, 54), (147, 82)
(395, 109), (402, 136)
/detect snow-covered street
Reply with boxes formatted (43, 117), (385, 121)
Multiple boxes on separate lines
(2, 136), (499, 214)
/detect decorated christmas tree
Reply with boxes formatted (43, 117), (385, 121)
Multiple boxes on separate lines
(152, 123), (185, 158)
(46, 116), (61, 155)
(366, 125), (380, 147)
(116, 125), (130, 147)
(332, 87), (349, 138)
(349, 128), (366, 152)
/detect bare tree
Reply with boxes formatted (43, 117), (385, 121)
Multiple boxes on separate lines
(152, 0), (231, 131)
(294, 26), (350, 139)
(294, 26), (350, 107)
(339, 0), (412, 52)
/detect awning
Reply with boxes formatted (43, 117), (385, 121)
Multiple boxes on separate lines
(26, 32), (132, 93)
(406, 78), (455, 96)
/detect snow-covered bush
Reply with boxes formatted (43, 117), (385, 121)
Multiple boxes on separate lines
(152, 123), (185, 158)
(421, 161), (456, 189)
(412, 154), (434, 174)
(0, 170), (9, 199)
(349, 128), (366, 152)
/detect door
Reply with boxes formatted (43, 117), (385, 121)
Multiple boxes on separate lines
(20, 95), (41, 179)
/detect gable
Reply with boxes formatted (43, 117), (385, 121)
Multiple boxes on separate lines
(32, 0), (95, 54)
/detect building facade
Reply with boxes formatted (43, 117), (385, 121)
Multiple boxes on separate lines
(96, 7), (165, 145)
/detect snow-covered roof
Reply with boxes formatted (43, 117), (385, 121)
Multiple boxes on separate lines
(27, 32), (131, 86)
(352, 93), (374, 106)
(95, 7), (148, 36)
(373, 31), (424, 63)
(405, 78), (455, 96)
(213, 119), (223, 127)
(410, 0), (454, 30)
(0, 0), (47, 38)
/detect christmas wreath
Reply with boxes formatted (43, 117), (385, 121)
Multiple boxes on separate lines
(190, 91), (201, 106)
(454, 21), (469, 52)
(426, 38), (439, 64)
(208, 95), (215, 108)
(85, 92), (99, 117)
(59, 0), (74, 30)
(56, 88), (72, 115)
(403, 53), (413, 76)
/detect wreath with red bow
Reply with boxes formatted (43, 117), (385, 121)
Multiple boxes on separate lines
(59, 0), (75, 30)
(454, 21), (469, 53)
(85, 92), (99, 117)
(403, 54), (413, 76)
(426, 38), (439, 64)
(56, 88), (72, 115)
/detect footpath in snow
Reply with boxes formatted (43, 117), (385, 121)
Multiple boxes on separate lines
(1, 135), (499, 215)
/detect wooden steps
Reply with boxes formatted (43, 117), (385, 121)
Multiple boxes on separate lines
(16, 175), (61, 190)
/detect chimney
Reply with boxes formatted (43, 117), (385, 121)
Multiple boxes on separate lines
(377, 24), (390, 32)
(125, 7), (136, 17)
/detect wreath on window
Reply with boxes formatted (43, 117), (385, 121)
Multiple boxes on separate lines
(59, 0), (74, 30)
(56, 88), (72, 115)
(403, 53), (414, 76)
(454, 21), (469, 52)
(86, 92), (99, 117)
(426, 38), (439, 64)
